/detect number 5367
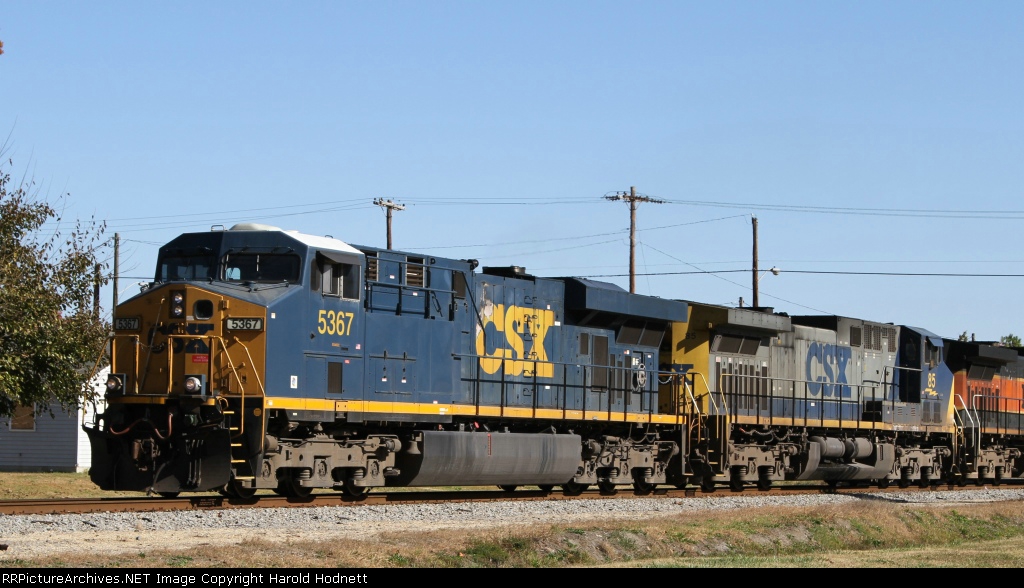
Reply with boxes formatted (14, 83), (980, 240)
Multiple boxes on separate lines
(317, 310), (354, 336)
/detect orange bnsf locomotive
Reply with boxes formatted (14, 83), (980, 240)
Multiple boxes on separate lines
(84, 223), (1024, 497)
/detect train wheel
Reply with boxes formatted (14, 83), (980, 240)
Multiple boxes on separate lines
(956, 475), (968, 487)
(756, 478), (772, 491)
(633, 481), (655, 496)
(157, 491), (180, 498)
(499, 485), (518, 492)
(225, 480), (257, 499)
(729, 478), (745, 492)
(538, 485), (555, 492)
(562, 482), (588, 496)
(700, 478), (717, 493)
(278, 478), (313, 499)
(342, 481), (370, 498)
(598, 481), (618, 495)
(897, 478), (910, 489)
(876, 478), (890, 489)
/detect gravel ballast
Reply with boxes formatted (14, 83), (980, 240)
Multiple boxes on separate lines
(2, 488), (1023, 561)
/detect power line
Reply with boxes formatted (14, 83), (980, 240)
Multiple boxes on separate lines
(579, 269), (1024, 278)
(659, 198), (1024, 219)
(605, 186), (664, 293)
(373, 198), (405, 250)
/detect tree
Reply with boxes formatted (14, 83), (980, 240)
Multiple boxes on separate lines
(0, 156), (110, 419)
(958, 331), (969, 342)
(1001, 334), (1022, 348)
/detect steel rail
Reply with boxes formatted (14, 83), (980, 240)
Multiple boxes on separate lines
(0, 482), (1019, 516)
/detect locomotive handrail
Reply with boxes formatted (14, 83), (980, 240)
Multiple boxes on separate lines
(81, 337), (115, 429)
(453, 352), (666, 420)
(106, 333), (143, 394)
(226, 335), (266, 397)
(718, 371), (897, 395)
(953, 394), (978, 450)
(678, 374), (701, 417)
(969, 392), (1024, 437)
(969, 392), (1023, 410)
(215, 335), (266, 443)
(717, 371), (896, 429)
(138, 296), (168, 392)
(686, 372), (719, 414)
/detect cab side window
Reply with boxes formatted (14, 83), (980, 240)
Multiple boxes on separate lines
(321, 259), (360, 300)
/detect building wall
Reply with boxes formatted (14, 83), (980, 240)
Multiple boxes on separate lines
(0, 368), (108, 473)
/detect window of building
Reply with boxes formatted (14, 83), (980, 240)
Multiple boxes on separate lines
(11, 403), (35, 431)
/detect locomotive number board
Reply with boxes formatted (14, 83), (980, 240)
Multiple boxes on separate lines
(226, 317), (264, 331)
(114, 317), (141, 331)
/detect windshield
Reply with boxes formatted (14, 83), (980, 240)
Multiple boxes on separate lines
(222, 253), (301, 283)
(158, 255), (215, 281)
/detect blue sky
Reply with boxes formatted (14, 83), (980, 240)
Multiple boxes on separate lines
(2, 2), (1023, 341)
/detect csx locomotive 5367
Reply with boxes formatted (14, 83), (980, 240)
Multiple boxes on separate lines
(84, 223), (1024, 497)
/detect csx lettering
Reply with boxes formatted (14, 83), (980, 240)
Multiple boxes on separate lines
(150, 324), (214, 354)
(317, 310), (354, 336)
(156, 323), (215, 336)
(806, 342), (852, 398)
(476, 304), (554, 378)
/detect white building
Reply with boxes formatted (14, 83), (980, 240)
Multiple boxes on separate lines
(0, 367), (108, 473)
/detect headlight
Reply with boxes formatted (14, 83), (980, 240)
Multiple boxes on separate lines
(183, 375), (204, 395)
(170, 290), (186, 319)
(105, 374), (125, 394)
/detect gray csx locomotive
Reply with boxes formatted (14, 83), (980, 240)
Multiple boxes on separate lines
(84, 223), (1024, 497)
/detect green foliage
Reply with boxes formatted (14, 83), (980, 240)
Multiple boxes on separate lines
(1001, 334), (1021, 347)
(958, 331), (969, 342)
(0, 157), (109, 418)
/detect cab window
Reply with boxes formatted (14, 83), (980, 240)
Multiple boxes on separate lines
(223, 254), (301, 283)
(321, 259), (360, 300)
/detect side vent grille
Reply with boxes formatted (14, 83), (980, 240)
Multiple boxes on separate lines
(406, 256), (425, 287)
(365, 252), (379, 282)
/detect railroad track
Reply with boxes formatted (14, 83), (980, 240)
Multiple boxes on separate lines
(2, 482), (1017, 515)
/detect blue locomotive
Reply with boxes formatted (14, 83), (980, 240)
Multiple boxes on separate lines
(85, 223), (690, 497)
(84, 223), (1024, 496)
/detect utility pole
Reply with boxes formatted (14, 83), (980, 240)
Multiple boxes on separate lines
(113, 233), (120, 310)
(93, 263), (101, 319)
(604, 186), (664, 293)
(373, 198), (405, 250)
(751, 216), (759, 309)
